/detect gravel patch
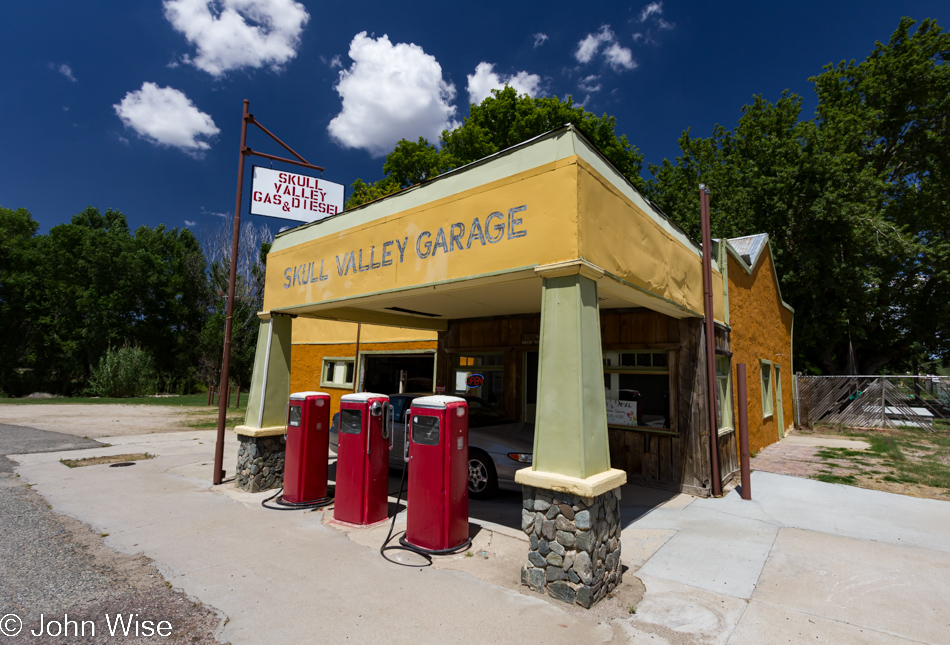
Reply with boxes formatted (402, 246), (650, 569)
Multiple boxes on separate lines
(0, 424), (225, 644)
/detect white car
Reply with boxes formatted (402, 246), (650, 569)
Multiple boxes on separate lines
(330, 393), (534, 499)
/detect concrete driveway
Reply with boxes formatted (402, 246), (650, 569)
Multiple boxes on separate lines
(9, 429), (950, 644)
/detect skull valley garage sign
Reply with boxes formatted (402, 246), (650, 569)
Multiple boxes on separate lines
(250, 166), (344, 223)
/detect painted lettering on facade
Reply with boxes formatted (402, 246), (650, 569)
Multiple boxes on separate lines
(281, 204), (528, 290)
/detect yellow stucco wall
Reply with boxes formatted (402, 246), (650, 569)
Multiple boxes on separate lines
(576, 159), (725, 322)
(291, 317), (437, 344)
(728, 248), (794, 454)
(290, 341), (437, 418)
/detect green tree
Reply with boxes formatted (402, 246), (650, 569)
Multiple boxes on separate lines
(0, 207), (44, 395)
(16, 207), (212, 395)
(198, 216), (272, 391)
(38, 207), (142, 392)
(647, 17), (950, 375)
(130, 223), (210, 391)
(345, 86), (645, 209)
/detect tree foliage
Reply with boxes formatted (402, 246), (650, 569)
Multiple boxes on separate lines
(647, 17), (950, 374)
(0, 206), (212, 396)
(198, 215), (272, 390)
(345, 86), (644, 209)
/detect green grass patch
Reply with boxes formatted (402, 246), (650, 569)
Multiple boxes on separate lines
(816, 447), (871, 461)
(188, 413), (246, 429)
(813, 473), (857, 485)
(809, 425), (950, 495)
(0, 393), (246, 410)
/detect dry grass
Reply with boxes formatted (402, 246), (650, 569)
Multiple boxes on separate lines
(801, 423), (950, 500)
(60, 453), (154, 468)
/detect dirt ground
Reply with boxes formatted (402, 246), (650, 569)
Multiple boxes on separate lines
(0, 404), (207, 438)
(753, 426), (950, 501)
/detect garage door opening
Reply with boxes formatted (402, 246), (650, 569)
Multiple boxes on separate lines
(361, 354), (435, 395)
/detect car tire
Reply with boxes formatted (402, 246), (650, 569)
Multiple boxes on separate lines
(468, 449), (498, 499)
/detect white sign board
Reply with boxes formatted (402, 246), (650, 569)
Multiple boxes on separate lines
(606, 399), (638, 428)
(250, 166), (344, 223)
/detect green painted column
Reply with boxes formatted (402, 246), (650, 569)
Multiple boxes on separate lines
(241, 314), (292, 432)
(531, 261), (611, 480)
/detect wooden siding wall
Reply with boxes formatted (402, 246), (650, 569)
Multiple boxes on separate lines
(438, 315), (541, 422)
(437, 309), (722, 497)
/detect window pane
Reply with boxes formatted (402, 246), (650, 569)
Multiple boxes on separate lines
(412, 415), (440, 445)
(606, 373), (670, 428)
(345, 361), (354, 384)
(715, 356), (733, 430)
(653, 353), (668, 368)
(288, 405), (302, 427)
(761, 364), (773, 416)
(454, 369), (504, 408)
(340, 409), (362, 434)
(636, 353), (652, 367)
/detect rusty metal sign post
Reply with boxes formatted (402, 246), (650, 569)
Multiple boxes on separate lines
(737, 363), (751, 500)
(212, 99), (325, 486)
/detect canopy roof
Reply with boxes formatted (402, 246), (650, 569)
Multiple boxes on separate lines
(263, 125), (725, 330)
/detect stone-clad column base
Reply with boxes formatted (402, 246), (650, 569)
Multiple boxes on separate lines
(520, 485), (622, 608)
(235, 434), (285, 492)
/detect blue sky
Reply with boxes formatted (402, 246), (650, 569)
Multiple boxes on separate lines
(2, 1), (946, 239)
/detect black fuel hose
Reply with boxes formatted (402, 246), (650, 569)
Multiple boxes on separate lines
(261, 486), (334, 511)
(380, 459), (472, 566)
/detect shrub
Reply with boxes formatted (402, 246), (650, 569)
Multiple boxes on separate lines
(88, 345), (157, 397)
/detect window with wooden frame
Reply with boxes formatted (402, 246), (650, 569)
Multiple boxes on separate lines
(453, 352), (505, 408)
(715, 355), (734, 434)
(603, 351), (671, 432)
(321, 357), (355, 388)
(760, 359), (774, 418)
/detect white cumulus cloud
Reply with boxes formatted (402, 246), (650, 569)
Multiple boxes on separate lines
(466, 62), (542, 105)
(328, 32), (458, 157)
(639, 2), (663, 22)
(604, 42), (636, 71)
(185, 220), (198, 226)
(575, 26), (614, 64)
(578, 75), (602, 93)
(163, 0), (309, 76)
(51, 63), (77, 82)
(533, 33), (549, 48)
(575, 25), (637, 72)
(113, 83), (220, 154)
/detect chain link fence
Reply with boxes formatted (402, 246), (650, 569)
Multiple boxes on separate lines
(797, 375), (949, 430)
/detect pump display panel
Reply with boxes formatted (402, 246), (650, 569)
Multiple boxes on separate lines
(288, 405), (302, 427)
(340, 409), (362, 434)
(412, 415), (440, 446)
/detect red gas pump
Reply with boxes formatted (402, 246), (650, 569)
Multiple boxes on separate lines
(280, 391), (332, 506)
(403, 396), (471, 553)
(334, 393), (391, 526)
